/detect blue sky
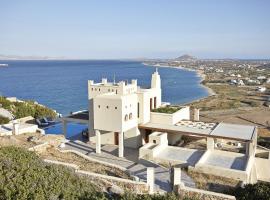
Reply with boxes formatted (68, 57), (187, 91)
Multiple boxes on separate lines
(0, 0), (270, 59)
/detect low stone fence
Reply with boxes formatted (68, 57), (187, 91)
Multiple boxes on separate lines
(28, 142), (49, 152)
(176, 183), (236, 200)
(43, 159), (148, 194)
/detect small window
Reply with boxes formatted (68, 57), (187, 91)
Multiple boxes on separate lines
(99, 88), (100, 91)
(112, 89), (114, 92)
(129, 113), (133, 120)
(116, 90), (118, 94)
(153, 140), (156, 144)
(95, 88), (97, 91)
(106, 106), (109, 109)
(98, 105), (100, 108)
(115, 107), (117, 109)
(108, 89), (110, 92)
(91, 88), (93, 91)
(124, 114), (128, 121)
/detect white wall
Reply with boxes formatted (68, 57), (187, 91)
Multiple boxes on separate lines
(150, 107), (190, 125)
(93, 97), (123, 132)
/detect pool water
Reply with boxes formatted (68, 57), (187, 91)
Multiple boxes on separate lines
(44, 122), (87, 140)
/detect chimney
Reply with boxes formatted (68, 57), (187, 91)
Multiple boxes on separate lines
(194, 108), (200, 121)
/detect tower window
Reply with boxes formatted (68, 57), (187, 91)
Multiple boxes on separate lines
(124, 114), (128, 121)
(129, 113), (133, 120)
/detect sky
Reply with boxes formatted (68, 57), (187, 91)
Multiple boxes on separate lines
(0, 0), (270, 59)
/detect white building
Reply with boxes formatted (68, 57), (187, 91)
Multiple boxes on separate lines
(61, 70), (270, 183)
(87, 70), (162, 157)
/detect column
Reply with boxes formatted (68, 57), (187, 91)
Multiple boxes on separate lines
(173, 168), (182, 186)
(147, 167), (154, 194)
(95, 129), (101, 154)
(62, 120), (67, 138)
(194, 108), (200, 121)
(247, 141), (255, 157)
(12, 121), (19, 135)
(207, 137), (215, 150)
(119, 131), (124, 157)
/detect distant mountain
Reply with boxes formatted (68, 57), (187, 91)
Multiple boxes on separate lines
(174, 54), (197, 61)
(0, 54), (66, 60)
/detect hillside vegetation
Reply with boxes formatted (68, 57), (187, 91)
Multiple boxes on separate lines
(0, 146), (188, 200)
(0, 96), (56, 124)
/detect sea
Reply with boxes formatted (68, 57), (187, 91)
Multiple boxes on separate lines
(0, 60), (209, 116)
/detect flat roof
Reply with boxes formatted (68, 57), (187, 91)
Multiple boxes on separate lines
(210, 122), (256, 141)
(139, 122), (212, 136)
(139, 122), (256, 142)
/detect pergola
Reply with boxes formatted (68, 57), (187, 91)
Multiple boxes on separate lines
(139, 122), (257, 157)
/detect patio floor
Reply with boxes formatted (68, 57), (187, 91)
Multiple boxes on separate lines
(156, 146), (205, 166)
(203, 151), (247, 170)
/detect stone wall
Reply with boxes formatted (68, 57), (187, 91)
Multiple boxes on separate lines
(176, 183), (236, 200)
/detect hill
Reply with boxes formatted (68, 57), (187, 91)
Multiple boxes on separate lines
(174, 54), (197, 61)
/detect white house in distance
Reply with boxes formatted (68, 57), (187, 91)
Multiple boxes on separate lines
(62, 70), (270, 183)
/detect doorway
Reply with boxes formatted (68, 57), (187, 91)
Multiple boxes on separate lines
(114, 132), (119, 145)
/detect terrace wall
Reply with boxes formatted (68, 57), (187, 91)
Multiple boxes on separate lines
(150, 106), (190, 125)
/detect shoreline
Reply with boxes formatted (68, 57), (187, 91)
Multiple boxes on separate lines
(142, 63), (216, 105)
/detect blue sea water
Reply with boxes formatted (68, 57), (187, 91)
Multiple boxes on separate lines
(0, 60), (208, 115)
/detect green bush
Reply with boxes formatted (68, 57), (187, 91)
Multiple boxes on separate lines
(0, 96), (57, 119)
(0, 147), (198, 200)
(0, 146), (105, 200)
(0, 115), (9, 125)
(152, 106), (181, 114)
(229, 182), (270, 200)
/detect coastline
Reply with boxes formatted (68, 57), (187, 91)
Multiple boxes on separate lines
(142, 63), (216, 104)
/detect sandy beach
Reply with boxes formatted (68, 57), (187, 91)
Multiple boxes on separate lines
(142, 63), (216, 104)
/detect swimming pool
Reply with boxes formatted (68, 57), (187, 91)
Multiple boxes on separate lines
(44, 122), (87, 140)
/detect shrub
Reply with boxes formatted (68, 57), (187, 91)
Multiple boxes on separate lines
(229, 182), (270, 200)
(0, 146), (104, 200)
(0, 96), (57, 119)
(0, 115), (9, 125)
(152, 106), (181, 114)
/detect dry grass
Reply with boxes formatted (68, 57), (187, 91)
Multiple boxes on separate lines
(39, 147), (131, 179)
(0, 132), (65, 149)
(189, 82), (265, 111)
(258, 128), (270, 138)
(186, 169), (240, 193)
